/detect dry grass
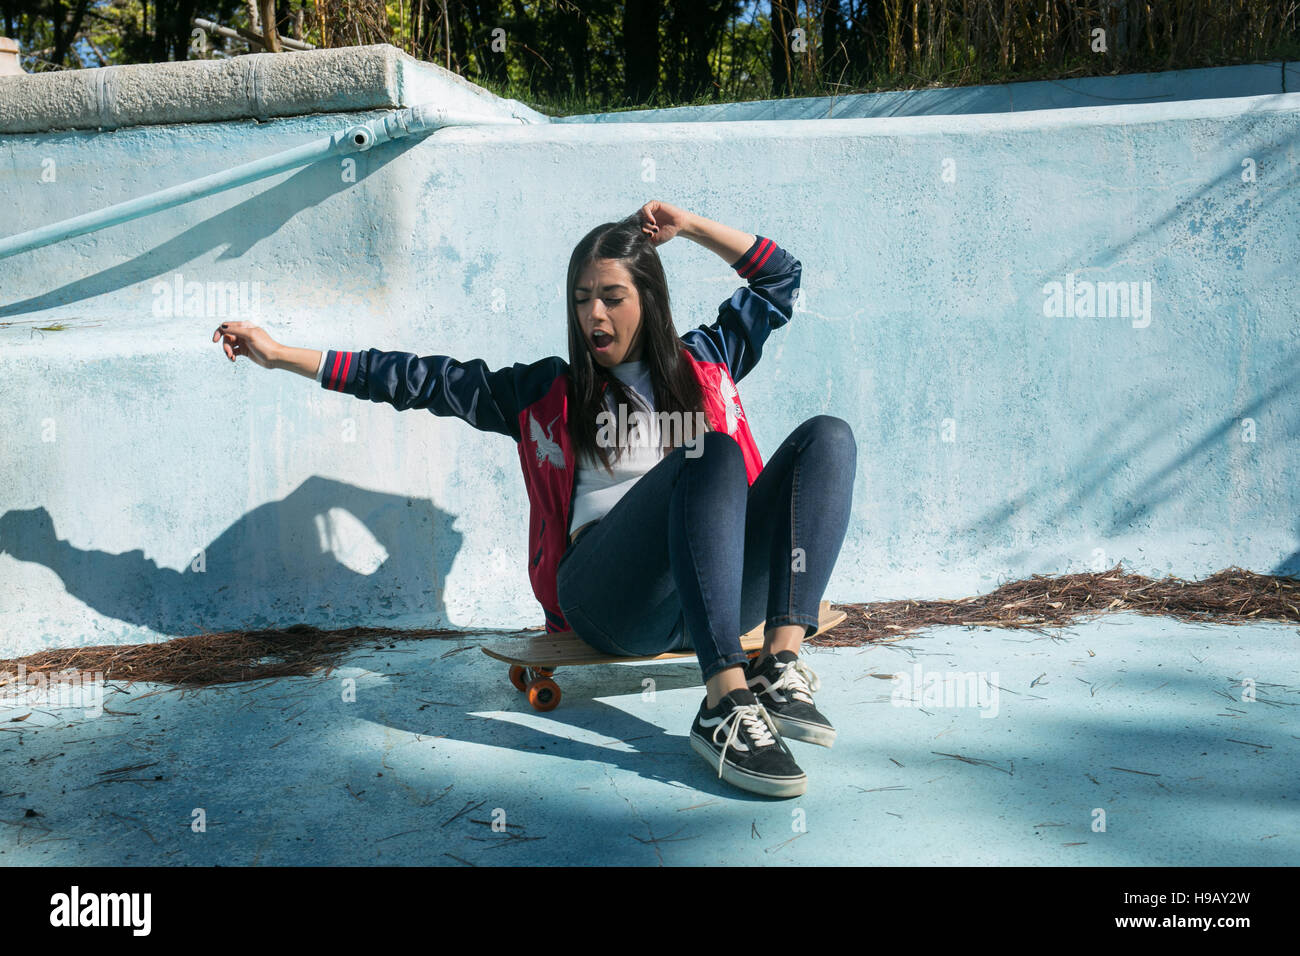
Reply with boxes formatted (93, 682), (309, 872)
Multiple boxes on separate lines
(0, 623), (461, 691)
(813, 563), (1300, 647)
(1, 563), (1295, 691)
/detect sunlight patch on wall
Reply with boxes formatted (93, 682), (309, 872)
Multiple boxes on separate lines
(314, 507), (389, 575)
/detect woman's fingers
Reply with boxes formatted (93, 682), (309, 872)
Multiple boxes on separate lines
(640, 201), (665, 243)
(214, 322), (260, 364)
(214, 327), (243, 361)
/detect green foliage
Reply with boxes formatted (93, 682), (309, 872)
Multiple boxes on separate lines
(5, 1), (1298, 112)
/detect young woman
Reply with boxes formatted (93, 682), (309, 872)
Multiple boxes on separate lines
(212, 201), (857, 798)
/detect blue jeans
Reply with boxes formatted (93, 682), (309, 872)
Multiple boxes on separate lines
(556, 415), (857, 682)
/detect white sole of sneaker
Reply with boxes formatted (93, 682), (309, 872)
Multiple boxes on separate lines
(769, 714), (836, 748)
(689, 733), (807, 798)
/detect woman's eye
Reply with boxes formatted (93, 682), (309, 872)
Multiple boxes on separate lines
(604, 298), (623, 307)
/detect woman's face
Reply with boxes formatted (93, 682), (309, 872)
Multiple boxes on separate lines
(575, 258), (644, 368)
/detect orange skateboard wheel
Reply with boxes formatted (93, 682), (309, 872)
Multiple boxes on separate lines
(509, 664), (528, 692)
(527, 677), (561, 712)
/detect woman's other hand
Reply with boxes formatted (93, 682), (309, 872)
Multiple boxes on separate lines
(638, 200), (695, 246)
(212, 321), (281, 369)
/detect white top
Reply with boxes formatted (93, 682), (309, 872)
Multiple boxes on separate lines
(568, 360), (665, 536)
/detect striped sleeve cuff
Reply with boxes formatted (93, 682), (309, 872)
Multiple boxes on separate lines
(319, 349), (360, 392)
(730, 236), (781, 279)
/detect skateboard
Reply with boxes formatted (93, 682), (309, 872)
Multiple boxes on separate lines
(481, 600), (848, 711)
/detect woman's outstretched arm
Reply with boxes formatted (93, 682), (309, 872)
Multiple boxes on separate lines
(211, 320), (555, 441)
(276, 344), (325, 379)
(211, 321), (322, 379)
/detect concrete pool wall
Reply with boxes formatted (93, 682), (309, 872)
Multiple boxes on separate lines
(2, 47), (1297, 654)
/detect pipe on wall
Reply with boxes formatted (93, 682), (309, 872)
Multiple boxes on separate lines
(0, 104), (525, 260)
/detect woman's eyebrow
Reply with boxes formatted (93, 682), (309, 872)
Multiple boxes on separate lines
(575, 283), (629, 292)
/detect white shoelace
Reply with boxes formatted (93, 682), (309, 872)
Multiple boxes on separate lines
(712, 703), (778, 778)
(772, 658), (820, 705)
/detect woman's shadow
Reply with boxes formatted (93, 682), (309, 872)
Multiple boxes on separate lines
(0, 475), (463, 637)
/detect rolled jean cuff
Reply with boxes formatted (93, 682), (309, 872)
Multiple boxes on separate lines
(767, 612), (822, 638)
(700, 650), (751, 683)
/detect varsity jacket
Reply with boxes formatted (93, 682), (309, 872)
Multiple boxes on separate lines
(318, 235), (801, 633)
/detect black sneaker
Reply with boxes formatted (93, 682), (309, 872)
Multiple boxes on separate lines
(746, 651), (836, 747)
(689, 688), (807, 798)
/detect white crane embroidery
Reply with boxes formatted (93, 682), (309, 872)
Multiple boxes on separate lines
(529, 412), (566, 469)
(718, 371), (745, 435)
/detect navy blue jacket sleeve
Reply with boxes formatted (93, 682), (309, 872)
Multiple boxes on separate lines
(681, 236), (801, 383)
(318, 348), (538, 442)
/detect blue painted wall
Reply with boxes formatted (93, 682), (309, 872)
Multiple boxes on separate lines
(556, 60), (1300, 122)
(2, 80), (1298, 654)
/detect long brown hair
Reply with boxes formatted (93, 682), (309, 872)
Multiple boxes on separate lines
(566, 214), (712, 475)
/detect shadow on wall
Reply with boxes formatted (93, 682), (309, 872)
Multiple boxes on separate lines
(0, 133), (422, 317)
(964, 369), (1300, 571)
(1273, 534), (1300, 577)
(958, 106), (1300, 573)
(0, 476), (464, 639)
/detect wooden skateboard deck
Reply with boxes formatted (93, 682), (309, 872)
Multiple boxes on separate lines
(482, 600), (847, 711)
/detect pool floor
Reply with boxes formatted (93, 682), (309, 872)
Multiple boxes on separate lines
(1, 612), (1295, 866)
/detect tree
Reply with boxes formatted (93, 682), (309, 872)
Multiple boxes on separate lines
(768, 0), (797, 95)
(662, 0), (734, 101)
(621, 0), (659, 103)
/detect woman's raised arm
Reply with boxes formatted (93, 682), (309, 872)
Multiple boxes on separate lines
(638, 201), (757, 266)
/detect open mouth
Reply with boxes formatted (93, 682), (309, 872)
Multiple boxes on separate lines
(592, 330), (614, 350)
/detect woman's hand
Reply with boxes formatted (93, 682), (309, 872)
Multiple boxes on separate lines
(212, 321), (282, 369)
(638, 200), (695, 246)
